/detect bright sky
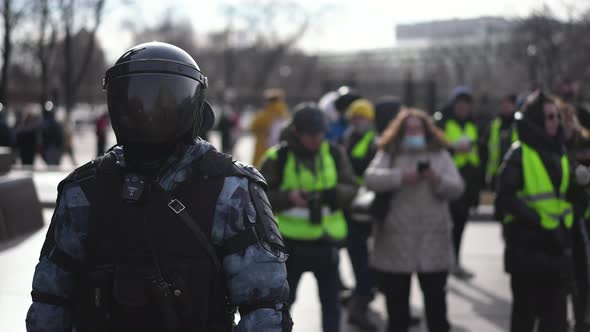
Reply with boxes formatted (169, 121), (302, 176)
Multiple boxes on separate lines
(98, 0), (583, 63)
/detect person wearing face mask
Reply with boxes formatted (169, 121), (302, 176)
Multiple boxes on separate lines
(481, 94), (519, 189)
(495, 91), (578, 332)
(259, 103), (358, 332)
(438, 86), (482, 280)
(364, 108), (464, 332)
(341, 99), (378, 330)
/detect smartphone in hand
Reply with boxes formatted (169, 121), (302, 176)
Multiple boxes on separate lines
(417, 161), (430, 173)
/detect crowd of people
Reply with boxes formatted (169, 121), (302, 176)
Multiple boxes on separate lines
(18, 40), (590, 332)
(251, 83), (590, 332)
(0, 107), (113, 167)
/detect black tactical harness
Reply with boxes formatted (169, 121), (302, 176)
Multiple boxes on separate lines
(34, 147), (289, 332)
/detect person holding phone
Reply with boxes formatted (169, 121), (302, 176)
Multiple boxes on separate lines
(364, 108), (464, 332)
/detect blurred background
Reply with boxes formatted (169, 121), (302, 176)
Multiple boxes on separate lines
(0, 0), (588, 165)
(1, 1), (590, 331)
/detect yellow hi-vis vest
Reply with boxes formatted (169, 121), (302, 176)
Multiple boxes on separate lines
(486, 117), (519, 181)
(264, 142), (347, 241)
(351, 130), (376, 184)
(351, 130), (376, 159)
(445, 119), (480, 168)
(504, 143), (573, 230)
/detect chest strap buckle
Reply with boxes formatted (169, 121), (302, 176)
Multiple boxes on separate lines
(168, 199), (186, 214)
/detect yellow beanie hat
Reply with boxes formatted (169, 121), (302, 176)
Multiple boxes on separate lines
(346, 99), (375, 120)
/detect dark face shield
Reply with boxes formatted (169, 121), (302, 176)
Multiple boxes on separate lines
(107, 74), (204, 144)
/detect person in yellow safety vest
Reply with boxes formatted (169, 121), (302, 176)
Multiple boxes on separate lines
(481, 94), (519, 189)
(259, 103), (358, 332)
(437, 87), (482, 280)
(341, 99), (378, 330)
(495, 91), (577, 332)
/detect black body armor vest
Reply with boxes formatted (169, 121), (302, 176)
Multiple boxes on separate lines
(72, 150), (235, 332)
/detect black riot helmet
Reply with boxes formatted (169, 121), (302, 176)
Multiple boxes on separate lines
(103, 42), (214, 145)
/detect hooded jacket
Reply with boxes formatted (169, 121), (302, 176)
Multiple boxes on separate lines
(495, 103), (577, 278)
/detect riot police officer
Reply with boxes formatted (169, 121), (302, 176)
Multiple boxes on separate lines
(26, 42), (292, 332)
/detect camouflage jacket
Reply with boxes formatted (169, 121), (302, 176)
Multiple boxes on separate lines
(26, 140), (290, 331)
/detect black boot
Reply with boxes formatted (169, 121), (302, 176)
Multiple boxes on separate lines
(347, 295), (378, 331)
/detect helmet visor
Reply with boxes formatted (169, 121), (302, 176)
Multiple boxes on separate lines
(108, 73), (203, 144)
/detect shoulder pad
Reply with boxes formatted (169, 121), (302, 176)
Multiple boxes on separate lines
(57, 152), (118, 194)
(57, 161), (97, 194)
(221, 177), (283, 256)
(197, 149), (233, 177)
(248, 181), (285, 253)
(231, 161), (268, 189)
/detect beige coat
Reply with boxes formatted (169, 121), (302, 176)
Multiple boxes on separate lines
(364, 149), (464, 273)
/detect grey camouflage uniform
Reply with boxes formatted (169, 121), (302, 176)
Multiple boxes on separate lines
(26, 140), (290, 331)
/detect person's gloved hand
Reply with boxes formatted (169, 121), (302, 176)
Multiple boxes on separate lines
(575, 164), (590, 186)
(321, 188), (338, 210)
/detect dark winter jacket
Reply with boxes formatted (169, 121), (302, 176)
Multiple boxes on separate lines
(495, 112), (576, 279)
(437, 113), (484, 207)
(343, 129), (377, 178)
(479, 113), (516, 187)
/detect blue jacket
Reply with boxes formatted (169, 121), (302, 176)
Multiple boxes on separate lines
(26, 140), (290, 331)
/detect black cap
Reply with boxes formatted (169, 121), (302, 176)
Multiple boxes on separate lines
(292, 102), (327, 134)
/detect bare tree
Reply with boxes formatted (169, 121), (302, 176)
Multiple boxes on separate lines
(223, 0), (310, 91)
(35, 0), (59, 108)
(0, 0), (28, 107)
(60, 0), (106, 115)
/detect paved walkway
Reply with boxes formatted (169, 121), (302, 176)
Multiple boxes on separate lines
(0, 216), (510, 332)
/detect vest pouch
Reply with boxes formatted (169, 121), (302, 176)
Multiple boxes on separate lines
(167, 273), (193, 323)
(112, 264), (151, 311)
(82, 265), (115, 332)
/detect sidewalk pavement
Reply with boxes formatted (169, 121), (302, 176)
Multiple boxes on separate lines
(0, 214), (510, 332)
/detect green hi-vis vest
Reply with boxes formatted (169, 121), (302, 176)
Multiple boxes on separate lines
(351, 130), (376, 184)
(445, 119), (480, 168)
(504, 143), (573, 230)
(486, 118), (519, 180)
(264, 142), (347, 241)
(351, 130), (376, 159)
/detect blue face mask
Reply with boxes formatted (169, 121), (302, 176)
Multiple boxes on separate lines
(402, 135), (426, 150)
